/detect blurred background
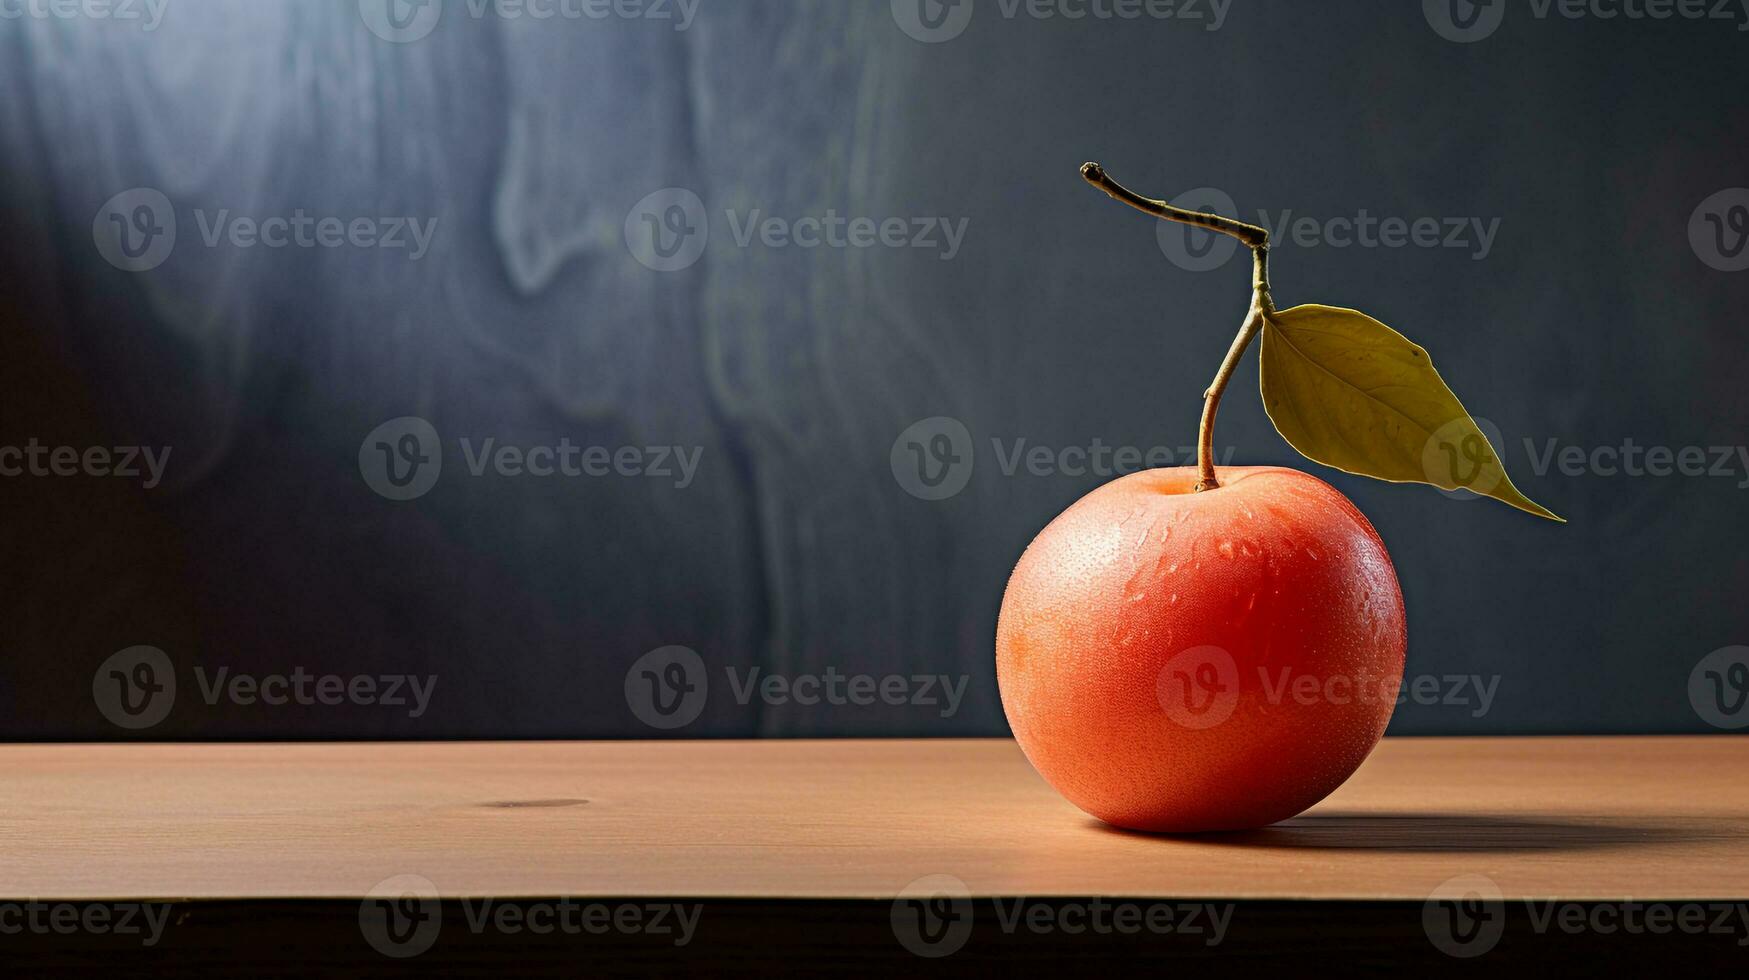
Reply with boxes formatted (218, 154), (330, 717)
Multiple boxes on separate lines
(1, 0), (1745, 739)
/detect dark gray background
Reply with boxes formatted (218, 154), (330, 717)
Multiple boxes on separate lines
(1, 0), (1745, 738)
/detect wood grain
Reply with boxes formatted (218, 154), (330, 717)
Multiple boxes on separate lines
(2, 737), (1745, 901)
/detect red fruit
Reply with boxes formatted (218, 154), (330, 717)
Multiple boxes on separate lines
(996, 465), (1406, 833)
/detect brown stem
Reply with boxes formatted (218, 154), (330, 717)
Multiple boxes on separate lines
(1079, 162), (1274, 491)
(1080, 162), (1269, 249)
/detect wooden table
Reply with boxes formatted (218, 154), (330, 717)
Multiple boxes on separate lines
(3, 737), (1746, 974)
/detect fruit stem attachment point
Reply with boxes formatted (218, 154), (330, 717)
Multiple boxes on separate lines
(1079, 162), (1274, 492)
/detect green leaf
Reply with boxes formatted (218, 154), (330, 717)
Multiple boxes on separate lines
(1258, 304), (1563, 522)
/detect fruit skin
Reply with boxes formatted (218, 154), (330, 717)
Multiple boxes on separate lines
(996, 466), (1405, 833)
